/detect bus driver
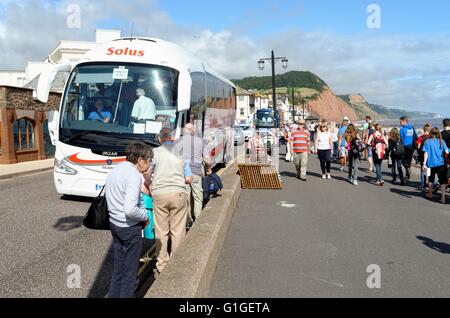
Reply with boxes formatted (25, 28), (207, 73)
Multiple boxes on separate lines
(131, 88), (157, 122)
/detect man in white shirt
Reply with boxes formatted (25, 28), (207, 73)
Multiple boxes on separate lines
(131, 88), (157, 122)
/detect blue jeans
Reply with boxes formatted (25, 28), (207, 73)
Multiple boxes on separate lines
(374, 158), (383, 181)
(109, 223), (142, 298)
(420, 163), (426, 187)
(333, 142), (339, 160)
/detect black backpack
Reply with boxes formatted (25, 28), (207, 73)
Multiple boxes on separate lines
(392, 138), (406, 158)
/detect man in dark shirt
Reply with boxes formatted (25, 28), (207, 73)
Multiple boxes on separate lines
(442, 118), (450, 148)
(442, 118), (450, 182)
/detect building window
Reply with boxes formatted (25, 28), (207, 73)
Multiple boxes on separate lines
(14, 118), (35, 151)
(239, 96), (245, 102)
(240, 108), (245, 115)
(43, 120), (56, 158)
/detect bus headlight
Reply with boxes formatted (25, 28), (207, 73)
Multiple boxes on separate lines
(54, 159), (78, 175)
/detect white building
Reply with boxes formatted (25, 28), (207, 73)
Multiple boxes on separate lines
(0, 29), (122, 91)
(236, 87), (254, 125)
(236, 88), (271, 125)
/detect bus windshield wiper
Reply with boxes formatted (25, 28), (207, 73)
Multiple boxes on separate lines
(64, 130), (111, 143)
(64, 131), (93, 143)
(112, 134), (160, 147)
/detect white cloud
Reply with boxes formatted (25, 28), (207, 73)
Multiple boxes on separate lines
(0, 0), (449, 115)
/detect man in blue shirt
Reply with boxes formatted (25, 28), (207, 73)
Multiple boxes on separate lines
(399, 116), (417, 180)
(88, 99), (112, 123)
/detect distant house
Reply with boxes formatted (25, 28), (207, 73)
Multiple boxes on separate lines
(0, 29), (121, 164)
(0, 29), (121, 91)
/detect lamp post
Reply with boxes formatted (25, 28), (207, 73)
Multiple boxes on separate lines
(258, 50), (288, 126)
(291, 87), (295, 121)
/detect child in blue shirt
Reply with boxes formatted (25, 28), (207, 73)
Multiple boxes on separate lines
(423, 127), (449, 204)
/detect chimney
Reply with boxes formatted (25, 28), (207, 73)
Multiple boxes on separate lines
(96, 29), (121, 44)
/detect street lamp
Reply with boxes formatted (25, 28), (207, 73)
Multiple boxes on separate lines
(258, 60), (265, 71)
(258, 50), (288, 127)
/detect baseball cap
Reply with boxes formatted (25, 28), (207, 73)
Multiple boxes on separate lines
(343, 117), (350, 122)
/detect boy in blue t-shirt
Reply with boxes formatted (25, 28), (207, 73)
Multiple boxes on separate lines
(423, 128), (449, 204)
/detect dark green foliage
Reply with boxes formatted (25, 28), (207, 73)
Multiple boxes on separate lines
(232, 71), (328, 92)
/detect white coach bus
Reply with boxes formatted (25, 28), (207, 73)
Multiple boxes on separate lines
(37, 37), (236, 197)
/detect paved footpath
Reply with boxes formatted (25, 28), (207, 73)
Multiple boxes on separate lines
(210, 151), (450, 297)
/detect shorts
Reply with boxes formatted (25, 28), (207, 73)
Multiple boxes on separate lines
(429, 165), (448, 185)
(339, 146), (348, 158)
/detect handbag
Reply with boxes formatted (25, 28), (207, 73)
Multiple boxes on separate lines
(83, 186), (110, 230)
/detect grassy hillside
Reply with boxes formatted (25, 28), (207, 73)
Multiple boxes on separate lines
(233, 71), (440, 120)
(232, 71), (328, 92)
(339, 94), (440, 120)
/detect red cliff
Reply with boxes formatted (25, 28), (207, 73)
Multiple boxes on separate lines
(307, 89), (357, 122)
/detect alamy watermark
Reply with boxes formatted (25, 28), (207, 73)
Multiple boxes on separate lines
(366, 264), (381, 289)
(67, 264), (81, 289)
(67, 4), (81, 29)
(367, 4), (382, 29)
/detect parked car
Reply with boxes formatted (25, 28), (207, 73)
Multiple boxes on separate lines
(234, 127), (245, 145)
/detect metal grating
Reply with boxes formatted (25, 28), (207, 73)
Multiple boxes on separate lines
(238, 164), (282, 190)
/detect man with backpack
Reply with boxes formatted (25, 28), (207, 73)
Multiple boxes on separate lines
(416, 124), (432, 191)
(441, 119), (450, 184)
(400, 116), (418, 180)
(388, 128), (406, 186)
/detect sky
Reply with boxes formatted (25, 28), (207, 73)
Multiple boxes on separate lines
(0, 0), (449, 116)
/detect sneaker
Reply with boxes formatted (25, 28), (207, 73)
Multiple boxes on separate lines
(327, 174), (332, 180)
(353, 180), (358, 186)
(380, 180), (385, 186)
(340, 166), (345, 172)
(349, 176), (354, 183)
(322, 175), (326, 179)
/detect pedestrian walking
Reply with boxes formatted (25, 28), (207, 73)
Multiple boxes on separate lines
(290, 119), (310, 181)
(331, 123), (339, 162)
(363, 119), (375, 172)
(315, 122), (333, 179)
(174, 123), (211, 227)
(105, 142), (152, 298)
(151, 127), (193, 274)
(368, 124), (388, 186)
(400, 116), (418, 180)
(423, 127), (449, 204)
(441, 118), (450, 184)
(416, 124), (431, 190)
(388, 127), (406, 186)
(338, 117), (350, 172)
(346, 124), (363, 186)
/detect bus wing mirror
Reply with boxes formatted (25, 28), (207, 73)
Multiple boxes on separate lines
(48, 110), (59, 145)
(36, 64), (71, 103)
(177, 70), (192, 112)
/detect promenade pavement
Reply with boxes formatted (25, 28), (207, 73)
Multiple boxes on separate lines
(210, 150), (450, 297)
(0, 159), (54, 180)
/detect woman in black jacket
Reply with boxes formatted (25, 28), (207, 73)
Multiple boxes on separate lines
(388, 127), (405, 185)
